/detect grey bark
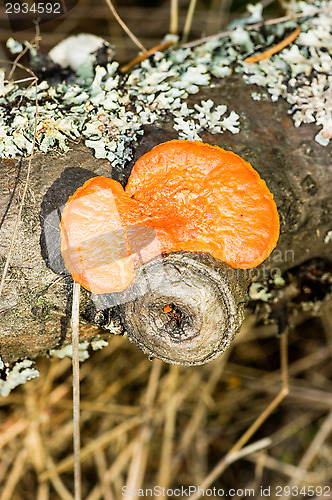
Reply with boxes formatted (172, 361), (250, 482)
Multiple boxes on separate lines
(0, 74), (331, 364)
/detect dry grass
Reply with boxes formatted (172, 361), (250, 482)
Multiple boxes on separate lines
(0, 0), (285, 63)
(1, 301), (332, 499)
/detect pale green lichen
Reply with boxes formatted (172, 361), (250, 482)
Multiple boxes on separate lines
(6, 38), (23, 54)
(1, 0), (330, 160)
(249, 282), (273, 302)
(324, 230), (332, 244)
(272, 272), (286, 287)
(91, 339), (109, 350)
(1, 24), (241, 162)
(50, 341), (90, 361)
(173, 99), (240, 140)
(102, 320), (122, 334)
(0, 359), (39, 397)
(251, 92), (263, 101)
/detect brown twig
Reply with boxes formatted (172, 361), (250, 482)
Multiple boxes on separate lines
(8, 23), (41, 80)
(188, 334), (289, 499)
(188, 438), (272, 500)
(244, 26), (301, 63)
(125, 360), (162, 494)
(120, 40), (174, 73)
(181, 7), (327, 49)
(286, 408), (332, 493)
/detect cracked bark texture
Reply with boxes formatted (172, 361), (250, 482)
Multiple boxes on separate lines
(0, 74), (331, 364)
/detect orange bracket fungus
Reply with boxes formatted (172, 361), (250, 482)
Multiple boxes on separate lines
(60, 140), (280, 365)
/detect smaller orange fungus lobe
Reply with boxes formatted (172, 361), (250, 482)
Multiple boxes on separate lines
(60, 140), (279, 293)
(60, 177), (155, 294)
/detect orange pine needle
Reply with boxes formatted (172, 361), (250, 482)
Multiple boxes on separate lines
(121, 40), (175, 73)
(244, 26), (301, 64)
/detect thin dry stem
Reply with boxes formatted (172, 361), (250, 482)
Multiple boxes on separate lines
(24, 393), (48, 498)
(182, 0), (198, 43)
(99, 360), (149, 401)
(246, 453), (322, 482)
(248, 6), (329, 29)
(40, 416), (142, 480)
(228, 333), (289, 455)
(104, 0), (146, 52)
(0, 419), (29, 451)
(170, 0), (179, 35)
(8, 42), (38, 80)
(44, 454), (74, 500)
(86, 442), (135, 500)
(157, 365), (180, 489)
(125, 360), (162, 498)
(0, 449), (27, 500)
(286, 408), (332, 492)
(188, 334), (289, 498)
(71, 281), (81, 500)
(188, 438), (272, 500)
(7, 20), (41, 80)
(94, 451), (114, 500)
(177, 350), (232, 459)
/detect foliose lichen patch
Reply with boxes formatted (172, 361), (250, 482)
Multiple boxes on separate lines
(0, 0), (331, 165)
(0, 357), (39, 397)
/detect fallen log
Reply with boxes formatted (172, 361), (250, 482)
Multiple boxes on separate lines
(0, 74), (331, 364)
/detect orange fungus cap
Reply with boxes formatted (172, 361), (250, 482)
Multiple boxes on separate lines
(60, 140), (280, 293)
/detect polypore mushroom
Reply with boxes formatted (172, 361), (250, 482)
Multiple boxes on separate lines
(125, 140), (279, 269)
(60, 140), (279, 365)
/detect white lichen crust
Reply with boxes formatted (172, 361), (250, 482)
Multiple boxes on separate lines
(49, 338), (110, 359)
(324, 230), (332, 244)
(50, 341), (90, 361)
(0, 358), (39, 397)
(235, 1), (332, 146)
(1, 0), (330, 164)
(249, 282), (273, 302)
